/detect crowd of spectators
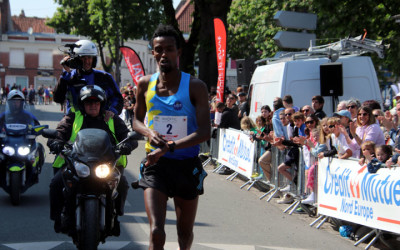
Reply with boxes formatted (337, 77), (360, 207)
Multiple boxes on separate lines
(209, 88), (399, 207)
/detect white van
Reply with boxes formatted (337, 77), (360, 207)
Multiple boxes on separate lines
(248, 55), (382, 121)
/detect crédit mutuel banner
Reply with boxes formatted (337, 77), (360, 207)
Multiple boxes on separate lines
(119, 46), (146, 86)
(318, 157), (400, 234)
(217, 128), (255, 179)
(214, 18), (226, 103)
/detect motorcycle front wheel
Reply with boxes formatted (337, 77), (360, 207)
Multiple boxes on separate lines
(10, 171), (21, 206)
(78, 199), (100, 250)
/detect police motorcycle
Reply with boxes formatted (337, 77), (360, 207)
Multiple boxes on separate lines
(43, 128), (138, 250)
(0, 90), (47, 205)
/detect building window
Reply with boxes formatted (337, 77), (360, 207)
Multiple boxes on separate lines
(9, 48), (24, 68)
(39, 50), (53, 68)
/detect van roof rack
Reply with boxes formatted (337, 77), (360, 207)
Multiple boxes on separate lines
(255, 35), (389, 65)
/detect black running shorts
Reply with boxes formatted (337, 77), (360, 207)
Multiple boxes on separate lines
(138, 156), (207, 200)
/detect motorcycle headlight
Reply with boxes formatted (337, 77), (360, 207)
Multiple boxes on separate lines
(2, 146), (15, 156)
(18, 146), (30, 156)
(74, 161), (90, 178)
(95, 164), (110, 179)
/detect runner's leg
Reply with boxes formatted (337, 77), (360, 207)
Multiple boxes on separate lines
(144, 188), (168, 250)
(174, 196), (199, 250)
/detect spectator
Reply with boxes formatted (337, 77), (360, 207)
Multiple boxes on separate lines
(283, 95), (299, 112)
(28, 85), (36, 105)
(358, 141), (376, 166)
(317, 117), (338, 159)
(364, 145), (392, 173)
(301, 105), (314, 117)
(37, 85), (44, 105)
(349, 106), (385, 158)
(346, 98), (361, 121)
(362, 100), (381, 111)
(328, 117), (353, 159)
(226, 93), (239, 119)
(304, 114), (319, 136)
(240, 116), (256, 132)
(284, 108), (295, 139)
(216, 102), (240, 130)
(337, 100), (347, 112)
(237, 92), (249, 121)
(312, 95), (326, 119)
(272, 97), (288, 139)
(302, 128), (328, 205)
(333, 110), (353, 139)
(44, 86), (50, 105)
(276, 111), (306, 204)
(256, 106), (274, 183)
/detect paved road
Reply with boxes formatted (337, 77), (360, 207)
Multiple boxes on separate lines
(0, 103), (389, 250)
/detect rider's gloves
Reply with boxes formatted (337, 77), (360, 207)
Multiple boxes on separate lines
(118, 143), (132, 155)
(49, 140), (64, 154)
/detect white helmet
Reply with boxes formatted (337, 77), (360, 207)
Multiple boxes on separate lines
(7, 89), (25, 101)
(73, 40), (98, 57)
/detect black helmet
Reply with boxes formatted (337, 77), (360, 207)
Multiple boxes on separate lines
(78, 85), (107, 113)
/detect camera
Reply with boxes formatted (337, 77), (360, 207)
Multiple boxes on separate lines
(61, 43), (83, 69)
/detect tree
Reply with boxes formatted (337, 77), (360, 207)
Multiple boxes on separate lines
(162, 0), (232, 90)
(47, 0), (164, 85)
(313, 0), (400, 82)
(227, 0), (314, 60)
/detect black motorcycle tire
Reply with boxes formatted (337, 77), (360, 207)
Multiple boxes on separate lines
(79, 199), (100, 250)
(10, 172), (21, 206)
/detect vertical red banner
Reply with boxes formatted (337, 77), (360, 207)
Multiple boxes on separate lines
(214, 18), (227, 103)
(119, 46), (146, 86)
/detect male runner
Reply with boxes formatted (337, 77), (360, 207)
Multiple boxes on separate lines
(132, 24), (210, 250)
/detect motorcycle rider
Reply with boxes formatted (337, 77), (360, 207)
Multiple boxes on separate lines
(47, 85), (136, 234)
(53, 39), (123, 122)
(0, 90), (40, 128)
(0, 90), (44, 184)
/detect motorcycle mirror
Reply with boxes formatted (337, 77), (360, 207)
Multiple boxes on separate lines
(42, 129), (58, 139)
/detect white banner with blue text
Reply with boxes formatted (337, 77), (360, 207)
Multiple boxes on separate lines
(217, 128), (255, 179)
(318, 157), (400, 234)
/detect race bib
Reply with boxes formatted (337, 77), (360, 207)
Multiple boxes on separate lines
(153, 115), (187, 141)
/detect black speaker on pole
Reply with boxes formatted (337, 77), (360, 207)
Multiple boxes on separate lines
(320, 62), (343, 96)
(236, 58), (257, 86)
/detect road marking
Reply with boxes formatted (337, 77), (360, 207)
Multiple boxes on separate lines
(125, 212), (150, 237)
(1, 242), (313, 250)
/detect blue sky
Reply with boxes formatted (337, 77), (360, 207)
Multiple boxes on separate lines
(11, 0), (181, 18)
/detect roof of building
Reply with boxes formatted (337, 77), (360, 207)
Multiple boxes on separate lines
(175, 0), (194, 34)
(12, 11), (55, 34)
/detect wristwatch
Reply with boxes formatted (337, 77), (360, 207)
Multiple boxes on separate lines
(167, 141), (176, 153)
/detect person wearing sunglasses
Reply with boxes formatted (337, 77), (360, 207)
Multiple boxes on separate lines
(346, 99), (361, 121)
(327, 117), (353, 159)
(284, 108), (295, 140)
(301, 105), (314, 117)
(348, 106), (385, 158)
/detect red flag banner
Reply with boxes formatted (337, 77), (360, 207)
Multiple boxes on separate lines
(119, 46), (146, 86)
(214, 18), (227, 103)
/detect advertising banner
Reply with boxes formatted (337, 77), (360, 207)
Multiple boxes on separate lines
(217, 128), (255, 179)
(213, 18), (226, 103)
(318, 157), (400, 234)
(119, 46), (146, 86)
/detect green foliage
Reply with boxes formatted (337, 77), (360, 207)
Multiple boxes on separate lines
(47, 0), (164, 75)
(227, 0), (314, 60)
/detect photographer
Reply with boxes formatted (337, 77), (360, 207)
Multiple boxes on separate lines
(54, 40), (123, 121)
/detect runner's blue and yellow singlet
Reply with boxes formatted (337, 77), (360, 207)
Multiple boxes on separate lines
(145, 72), (199, 160)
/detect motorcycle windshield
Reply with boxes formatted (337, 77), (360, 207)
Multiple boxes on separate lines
(73, 128), (117, 164)
(1, 99), (34, 135)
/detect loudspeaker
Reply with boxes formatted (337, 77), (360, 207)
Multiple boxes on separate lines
(236, 58), (257, 85)
(320, 62), (343, 96)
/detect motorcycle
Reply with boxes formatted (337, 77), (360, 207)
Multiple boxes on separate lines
(0, 103), (47, 205)
(43, 128), (138, 250)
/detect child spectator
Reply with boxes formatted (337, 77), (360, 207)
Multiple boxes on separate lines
(364, 145), (392, 173)
(240, 116), (257, 133)
(302, 128), (328, 205)
(358, 141), (376, 166)
(328, 117), (353, 159)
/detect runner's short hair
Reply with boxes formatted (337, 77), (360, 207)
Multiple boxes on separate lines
(150, 24), (181, 49)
